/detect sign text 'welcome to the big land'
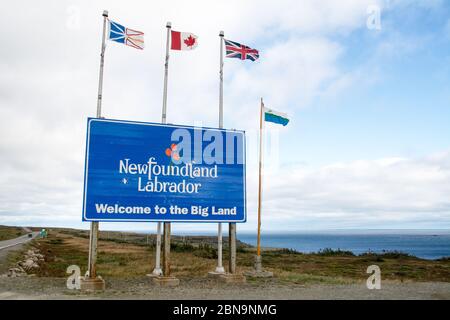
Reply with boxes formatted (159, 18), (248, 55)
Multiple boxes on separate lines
(83, 118), (246, 222)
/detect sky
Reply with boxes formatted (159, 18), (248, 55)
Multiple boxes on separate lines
(0, 0), (449, 233)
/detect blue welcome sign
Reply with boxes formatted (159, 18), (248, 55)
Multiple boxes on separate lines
(83, 118), (246, 222)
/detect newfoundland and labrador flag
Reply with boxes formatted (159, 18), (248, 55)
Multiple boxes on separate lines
(264, 107), (289, 126)
(108, 20), (144, 50)
(224, 39), (259, 61)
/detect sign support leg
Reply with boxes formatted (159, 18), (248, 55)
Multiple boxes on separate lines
(83, 221), (105, 290)
(88, 221), (98, 278)
(152, 22), (178, 287)
(154, 222), (179, 286)
(150, 222), (162, 276)
(163, 222), (171, 276)
(229, 223), (236, 274)
(215, 223), (225, 273)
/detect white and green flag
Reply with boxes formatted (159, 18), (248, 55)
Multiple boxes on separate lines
(263, 107), (289, 126)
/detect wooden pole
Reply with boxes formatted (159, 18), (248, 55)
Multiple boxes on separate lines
(229, 223), (236, 274)
(257, 98), (264, 258)
(163, 222), (171, 276)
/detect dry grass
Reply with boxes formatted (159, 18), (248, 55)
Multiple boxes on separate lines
(0, 225), (27, 241)
(239, 249), (450, 282)
(17, 228), (450, 285)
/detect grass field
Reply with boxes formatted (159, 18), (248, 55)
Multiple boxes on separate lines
(0, 225), (27, 241)
(14, 228), (450, 285)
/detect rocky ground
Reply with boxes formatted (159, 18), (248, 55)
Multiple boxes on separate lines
(1, 248), (45, 278)
(1, 254), (449, 300)
(1, 227), (449, 300)
(0, 276), (449, 300)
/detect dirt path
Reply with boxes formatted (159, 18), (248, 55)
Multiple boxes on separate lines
(0, 276), (449, 300)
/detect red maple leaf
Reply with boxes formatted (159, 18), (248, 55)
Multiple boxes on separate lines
(184, 35), (196, 48)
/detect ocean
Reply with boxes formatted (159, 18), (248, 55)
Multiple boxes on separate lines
(236, 231), (450, 260)
(137, 229), (450, 260)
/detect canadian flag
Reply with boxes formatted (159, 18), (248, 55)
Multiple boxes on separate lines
(171, 30), (198, 50)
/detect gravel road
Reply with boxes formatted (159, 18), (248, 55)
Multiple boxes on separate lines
(0, 276), (449, 300)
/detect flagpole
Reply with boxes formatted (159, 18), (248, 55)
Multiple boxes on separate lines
(219, 31), (224, 127)
(249, 98), (273, 278)
(96, 10), (108, 120)
(152, 22), (171, 277)
(87, 9), (108, 280)
(215, 30), (225, 274)
(161, 21), (171, 124)
(162, 22), (172, 278)
(226, 35), (236, 275)
(256, 98), (264, 266)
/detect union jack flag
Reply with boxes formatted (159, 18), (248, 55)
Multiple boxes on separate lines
(224, 39), (259, 61)
(108, 20), (144, 50)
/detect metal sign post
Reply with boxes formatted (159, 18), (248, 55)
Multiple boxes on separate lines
(151, 222), (162, 276)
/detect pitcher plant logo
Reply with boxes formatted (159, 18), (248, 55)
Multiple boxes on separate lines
(165, 143), (180, 164)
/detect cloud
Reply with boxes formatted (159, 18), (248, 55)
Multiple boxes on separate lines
(0, 0), (447, 231)
(388, 0), (444, 10)
(255, 151), (450, 230)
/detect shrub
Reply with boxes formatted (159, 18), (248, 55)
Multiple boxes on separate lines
(193, 244), (218, 259)
(275, 248), (301, 255)
(47, 239), (63, 245)
(437, 256), (450, 262)
(171, 242), (195, 252)
(316, 248), (355, 256)
(360, 250), (414, 259)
